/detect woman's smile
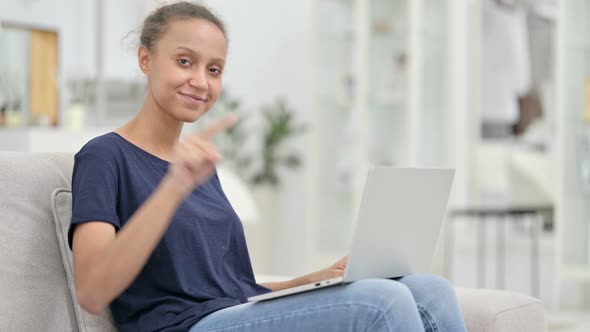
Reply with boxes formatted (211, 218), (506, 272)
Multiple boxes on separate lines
(178, 91), (207, 108)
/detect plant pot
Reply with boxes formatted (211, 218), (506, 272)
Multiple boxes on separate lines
(247, 184), (280, 274)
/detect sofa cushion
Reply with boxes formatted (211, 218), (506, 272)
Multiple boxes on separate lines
(0, 152), (78, 331)
(52, 188), (117, 332)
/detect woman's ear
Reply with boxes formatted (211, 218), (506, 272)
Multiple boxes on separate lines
(138, 46), (152, 75)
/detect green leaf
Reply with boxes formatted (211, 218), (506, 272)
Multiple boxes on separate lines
(282, 154), (302, 169)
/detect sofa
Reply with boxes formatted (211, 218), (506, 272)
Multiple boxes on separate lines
(0, 152), (547, 331)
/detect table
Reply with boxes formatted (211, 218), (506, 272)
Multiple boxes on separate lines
(444, 204), (553, 298)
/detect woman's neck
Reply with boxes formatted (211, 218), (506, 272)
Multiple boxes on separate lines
(117, 92), (183, 161)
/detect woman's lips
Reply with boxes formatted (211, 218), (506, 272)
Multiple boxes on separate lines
(178, 92), (206, 107)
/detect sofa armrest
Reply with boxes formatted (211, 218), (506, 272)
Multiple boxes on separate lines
(456, 288), (546, 332)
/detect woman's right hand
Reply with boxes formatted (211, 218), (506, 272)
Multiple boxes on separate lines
(164, 114), (237, 196)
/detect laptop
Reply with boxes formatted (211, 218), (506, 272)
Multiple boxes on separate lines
(247, 166), (455, 302)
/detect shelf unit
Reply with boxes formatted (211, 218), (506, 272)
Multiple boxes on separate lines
(554, 0), (590, 310)
(304, 0), (474, 271)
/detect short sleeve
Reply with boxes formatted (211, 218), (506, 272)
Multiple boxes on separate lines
(68, 144), (121, 250)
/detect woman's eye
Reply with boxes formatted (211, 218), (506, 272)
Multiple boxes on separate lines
(210, 67), (222, 74)
(178, 59), (191, 66)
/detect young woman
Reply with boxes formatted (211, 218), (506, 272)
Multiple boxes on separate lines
(69, 2), (467, 331)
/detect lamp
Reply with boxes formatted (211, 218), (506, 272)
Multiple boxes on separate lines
(216, 166), (259, 224)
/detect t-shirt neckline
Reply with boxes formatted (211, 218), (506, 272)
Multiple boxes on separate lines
(109, 132), (171, 165)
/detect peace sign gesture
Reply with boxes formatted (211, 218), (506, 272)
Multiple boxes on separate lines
(165, 114), (237, 196)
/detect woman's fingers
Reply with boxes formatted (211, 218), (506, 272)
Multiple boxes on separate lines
(197, 114), (237, 141)
(178, 114), (237, 169)
(184, 137), (221, 163)
(332, 256), (348, 270)
(168, 115), (234, 189)
(177, 143), (200, 170)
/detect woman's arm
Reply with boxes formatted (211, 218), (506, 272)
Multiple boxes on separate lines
(259, 256), (348, 292)
(260, 273), (314, 292)
(73, 177), (188, 315)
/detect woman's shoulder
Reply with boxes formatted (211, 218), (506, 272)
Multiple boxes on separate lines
(75, 132), (122, 162)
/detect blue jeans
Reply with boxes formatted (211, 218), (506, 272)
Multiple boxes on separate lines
(190, 274), (467, 331)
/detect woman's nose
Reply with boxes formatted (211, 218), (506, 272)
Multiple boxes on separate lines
(189, 69), (208, 90)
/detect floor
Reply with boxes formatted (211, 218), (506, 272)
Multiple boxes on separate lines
(547, 312), (590, 331)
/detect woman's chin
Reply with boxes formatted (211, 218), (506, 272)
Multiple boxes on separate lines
(176, 108), (207, 123)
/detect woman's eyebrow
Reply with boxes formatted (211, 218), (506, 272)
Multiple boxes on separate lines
(176, 46), (197, 55)
(175, 46), (225, 65)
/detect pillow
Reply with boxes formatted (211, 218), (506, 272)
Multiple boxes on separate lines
(51, 188), (118, 332)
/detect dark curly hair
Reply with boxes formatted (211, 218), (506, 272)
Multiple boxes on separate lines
(140, 1), (227, 51)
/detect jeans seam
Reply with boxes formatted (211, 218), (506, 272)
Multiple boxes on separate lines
(365, 297), (397, 332)
(417, 304), (438, 332)
(199, 303), (387, 332)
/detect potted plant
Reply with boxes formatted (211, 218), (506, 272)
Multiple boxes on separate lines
(250, 98), (308, 188)
(1, 74), (24, 127)
(0, 76), (6, 126)
(218, 95), (307, 274)
(5, 96), (23, 127)
(245, 97), (307, 260)
(0, 102), (6, 127)
(215, 93), (308, 188)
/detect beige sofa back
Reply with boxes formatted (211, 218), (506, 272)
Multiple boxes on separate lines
(0, 152), (116, 331)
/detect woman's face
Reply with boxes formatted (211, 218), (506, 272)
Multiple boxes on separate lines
(140, 18), (227, 123)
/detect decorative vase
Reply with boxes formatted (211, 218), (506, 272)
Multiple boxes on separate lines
(5, 108), (22, 128)
(66, 102), (86, 130)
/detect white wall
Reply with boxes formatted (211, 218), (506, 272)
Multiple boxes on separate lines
(205, 0), (313, 113)
(102, 0), (147, 80)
